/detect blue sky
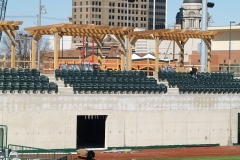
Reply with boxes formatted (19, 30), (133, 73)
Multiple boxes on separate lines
(5, 0), (240, 30)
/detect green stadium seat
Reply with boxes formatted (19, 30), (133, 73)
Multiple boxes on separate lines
(41, 83), (49, 94)
(3, 81), (11, 93)
(26, 82), (34, 94)
(10, 82), (19, 93)
(64, 76), (71, 87)
(33, 82), (42, 94)
(19, 82), (27, 93)
(73, 83), (80, 94)
(49, 82), (58, 94)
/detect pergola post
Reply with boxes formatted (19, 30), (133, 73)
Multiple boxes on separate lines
(115, 35), (126, 71)
(3, 54), (6, 68)
(54, 32), (59, 69)
(31, 39), (37, 68)
(92, 37), (103, 69)
(10, 31), (16, 68)
(203, 38), (212, 72)
(121, 54), (125, 70)
(1, 22), (23, 68)
(128, 42), (132, 70)
(207, 48), (211, 72)
(176, 41), (186, 67)
(155, 37), (161, 72)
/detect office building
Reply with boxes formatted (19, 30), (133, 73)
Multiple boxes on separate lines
(71, 0), (166, 48)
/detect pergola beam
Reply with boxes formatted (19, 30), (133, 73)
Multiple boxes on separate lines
(25, 24), (134, 70)
(127, 29), (219, 71)
(0, 21), (23, 68)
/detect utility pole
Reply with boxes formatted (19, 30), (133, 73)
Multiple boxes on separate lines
(37, 0), (41, 70)
(200, 0), (208, 72)
(126, 1), (129, 71)
(153, 0), (155, 30)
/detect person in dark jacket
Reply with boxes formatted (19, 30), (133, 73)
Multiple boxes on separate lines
(192, 66), (198, 78)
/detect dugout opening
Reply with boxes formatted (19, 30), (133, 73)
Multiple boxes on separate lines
(77, 115), (107, 149)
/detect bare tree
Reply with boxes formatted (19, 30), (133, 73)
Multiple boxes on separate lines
(0, 30), (52, 67)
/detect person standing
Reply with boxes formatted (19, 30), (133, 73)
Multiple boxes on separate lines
(192, 66), (198, 79)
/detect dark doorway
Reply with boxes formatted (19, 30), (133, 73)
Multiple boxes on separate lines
(238, 113), (240, 144)
(77, 115), (107, 149)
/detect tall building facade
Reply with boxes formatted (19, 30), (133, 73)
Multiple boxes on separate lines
(71, 0), (166, 48)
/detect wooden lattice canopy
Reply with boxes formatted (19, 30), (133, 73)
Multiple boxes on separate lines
(127, 29), (220, 45)
(0, 21), (23, 68)
(0, 20), (22, 30)
(25, 23), (134, 40)
(24, 23), (134, 70)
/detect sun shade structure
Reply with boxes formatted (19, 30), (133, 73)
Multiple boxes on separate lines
(126, 29), (220, 72)
(24, 23), (134, 69)
(0, 20), (23, 67)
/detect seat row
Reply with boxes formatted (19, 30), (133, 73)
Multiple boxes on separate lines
(168, 78), (240, 88)
(179, 84), (240, 94)
(55, 69), (147, 80)
(73, 83), (167, 94)
(0, 81), (58, 94)
(158, 71), (233, 81)
(64, 76), (157, 87)
(0, 75), (49, 83)
(0, 68), (40, 77)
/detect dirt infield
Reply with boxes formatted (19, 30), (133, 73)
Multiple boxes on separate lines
(74, 146), (240, 160)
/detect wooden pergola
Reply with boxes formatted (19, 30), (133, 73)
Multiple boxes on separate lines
(0, 21), (23, 67)
(25, 24), (134, 69)
(127, 29), (220, 72)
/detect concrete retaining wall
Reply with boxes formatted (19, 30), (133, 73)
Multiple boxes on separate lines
(0, 94), (239, 149)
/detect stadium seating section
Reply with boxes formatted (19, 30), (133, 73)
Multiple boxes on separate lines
(55, 69), (168, 94)
(0, 68), (58, 94)
(158, 71), (239, 94)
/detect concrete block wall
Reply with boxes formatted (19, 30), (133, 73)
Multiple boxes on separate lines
(0, 94), (239, 149)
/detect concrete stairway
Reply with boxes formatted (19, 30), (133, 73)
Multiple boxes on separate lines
(157, 79), (179, 95)
(45, 74), (73, 94)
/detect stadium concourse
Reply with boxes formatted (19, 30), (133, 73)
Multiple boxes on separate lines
(0, 68), (240, 152)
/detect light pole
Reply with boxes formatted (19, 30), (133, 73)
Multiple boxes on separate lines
(200, 0), (214, 72)
(229, 21), (235, 73)
(37, 0), (47, 70)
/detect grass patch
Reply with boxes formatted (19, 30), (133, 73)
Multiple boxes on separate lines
(136, 156), (240, 160)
